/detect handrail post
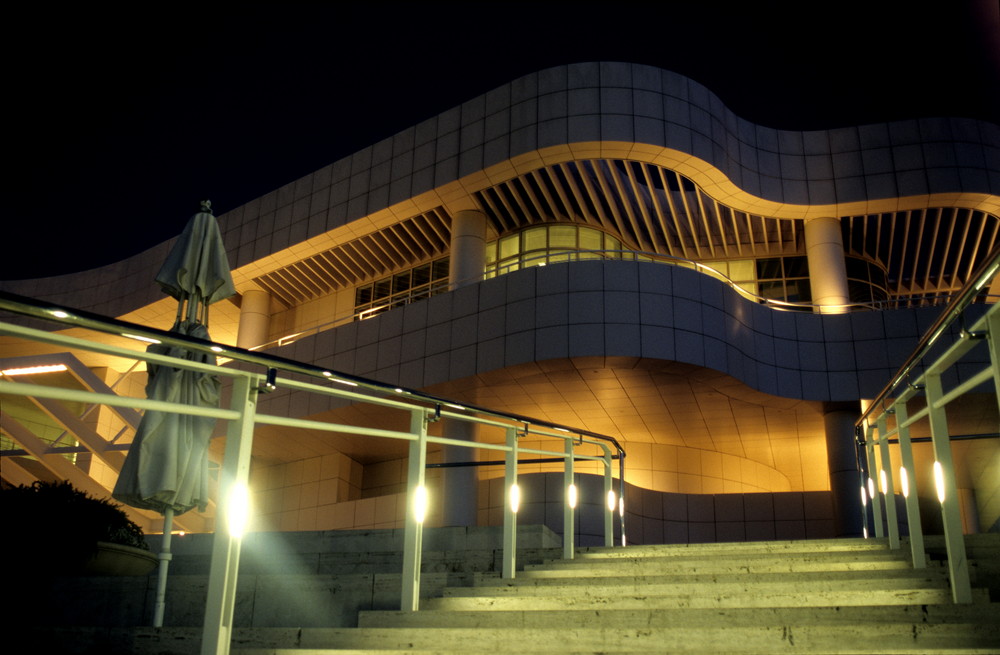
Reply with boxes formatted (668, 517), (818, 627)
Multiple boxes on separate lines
(602, 446), (613, 548)
(875, 415), (900, 549)
(401, 409), (429, 611)
(894, 402), (925, 568)
(502, 427), (518, 579)
(925, 373), (972, 603)
(201, 375), (258, 655)
(864, 424), (885, 538)
(563, 437), (575, 560)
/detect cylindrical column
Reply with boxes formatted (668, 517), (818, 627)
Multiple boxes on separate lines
(437, 209), (488, 526)
(236, 289), (271, 349)
(824, 401), (864, 537)
(804, 217), (850, 314)
(448, 210), (487, 289)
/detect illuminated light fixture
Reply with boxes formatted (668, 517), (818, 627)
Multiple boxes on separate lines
(51, 310), (70, 319)
(619, 496), (625, 517)
(322, 371), (333, 377)
(413, 485), (428, 523)
(567, 483), (578, 509)
(860, 486), (867, 507)
(210, 346), (224, 353)
(879, 469), (888, 495)
(899, 466), (910, 499)
(933, 461), (946, 504)
(554, 427), (570, 433)
(444, 403), (465, 411)
(607, 490), (617, 512)
(123, 333), (161, 344)
(0, 364), (68, 376)
(509, 484), (521, 514)
(394, 388), (404, 393)
(863, 527), (869, 539)
(334, 378), (358, 387)
(867, 477), (876, 499)
(227, 482), (251, 539)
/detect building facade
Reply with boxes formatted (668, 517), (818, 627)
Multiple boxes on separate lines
(2, 63), (998, 543)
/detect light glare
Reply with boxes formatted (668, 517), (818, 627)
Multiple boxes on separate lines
(879, 469), (887, 495)
(933, 461), (946, 504)
(228, 482), (251, 539)
(413, 485), (428, 523)
(607, 490), (617, 512)
(567, 483), (578, 509)
(509, 483), (520, 514)
(899, 466), (909, 499)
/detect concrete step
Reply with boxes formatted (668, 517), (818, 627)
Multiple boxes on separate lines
(576, 537), (893, 558)
(522, 556), (919, 576)
(422, 586), (991, 610)
(473, 566), (951, 588)
(221, 622), (999, 653)
(441, 575), (952, 599)
(358, 603), (1000, 629)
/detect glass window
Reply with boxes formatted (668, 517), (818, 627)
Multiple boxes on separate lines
(432, 259), (450, 280)
(355, 285), (373, 306)
(499, 234), (519, 260)
(578, 228), (602, 251)
(522, 226), (547, 252)
(728, 260), (755, 283)
(373, 278), (392, 301)
(393, 271), (411, 294)
(756, 258), (782, 280)
(412, 263), (431, 287)
(550, 225), (577, 248)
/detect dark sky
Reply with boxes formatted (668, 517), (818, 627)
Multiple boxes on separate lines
(3, 2), (998, 281)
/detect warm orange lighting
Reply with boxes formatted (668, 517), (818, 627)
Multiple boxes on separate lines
(509, 484), (520, 514)
(1, 364), (68, 376)
(567, 484), (578, 509)
(933, 461), (946, 503)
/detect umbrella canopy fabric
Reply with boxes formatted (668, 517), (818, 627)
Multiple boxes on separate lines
(113, 202), (235, 516)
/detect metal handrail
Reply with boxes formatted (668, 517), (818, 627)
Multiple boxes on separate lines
(856, 244), (1000, 429)
(1, 289), (630, 654)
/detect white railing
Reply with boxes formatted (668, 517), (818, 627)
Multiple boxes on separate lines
(0, 290), (627, 655)
(856, 246), (999, 604)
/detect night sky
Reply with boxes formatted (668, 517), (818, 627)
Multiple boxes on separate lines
(4, 2), (998, 281)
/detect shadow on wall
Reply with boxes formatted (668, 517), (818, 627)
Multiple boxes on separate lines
(481, 472), (911, 547)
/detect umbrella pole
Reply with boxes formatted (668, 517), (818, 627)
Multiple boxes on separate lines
(153, 507), (174, 627)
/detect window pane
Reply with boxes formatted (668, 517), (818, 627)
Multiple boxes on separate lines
(412, 263), (431, 287)
(522, 227), (546, 252)
(579, 228), (602, 250)
(393, 271), (411, 294)
(756, 258), (782, 280)
(432, 258), (450, 280)
(783, 256), (809, 278)
(499, 234), (519, 259)
(728, 260), (755, 282)
(355, 285), (373, 306)
(604, 235), (621, 251)
(373, 278), (392, 300)
(550, 225), (577, 248)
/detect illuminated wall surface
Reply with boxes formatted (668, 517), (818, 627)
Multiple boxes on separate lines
(1, 63), (997, 540)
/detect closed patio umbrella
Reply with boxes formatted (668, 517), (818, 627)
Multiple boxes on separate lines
(113, 200), (235, 627)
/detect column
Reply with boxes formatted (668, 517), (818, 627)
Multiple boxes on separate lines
(448, 209), (487, 290)
(236, 289), (271, 350)
(440, 209), (488, 526)
(804, 217), (850, 314)
(823, 401), (864, 537)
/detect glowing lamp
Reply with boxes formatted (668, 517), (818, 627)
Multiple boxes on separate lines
(509, 483), (520, 514)
(567, 484), (578, 509)
(933, 461), (946, 504)
(227, 482), (251, 539)
(413, 485), (428, 523)
(607, 490), (617, 512)
(879, 469), (887, 495)
(899, 467), (909, 499)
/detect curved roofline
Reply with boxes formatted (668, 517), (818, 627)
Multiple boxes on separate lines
(4, 62), (997, 318)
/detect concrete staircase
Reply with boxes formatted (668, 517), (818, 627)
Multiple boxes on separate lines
(227, 535), (999, 654)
